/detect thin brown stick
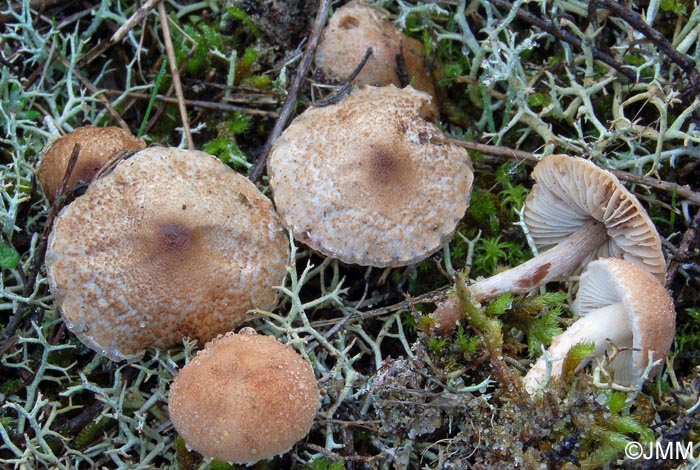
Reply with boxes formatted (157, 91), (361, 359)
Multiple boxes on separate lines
(157, 1), (194, 150)
(248, 0), (332, 183)
(590, 1), (700, 95)
(101, 90), (279, 117)
(81, 0), (162, 65)
(447, 139), (700, 206)
(487, 0), (637, 81)
(59, 58), (130, 131)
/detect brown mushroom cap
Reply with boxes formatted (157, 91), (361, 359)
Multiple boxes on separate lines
(524, 154), (665, 281)
(168, 330), (319, 464)
(37, 126), (146, 203)
(45, 147), (289, 361)
(315, 2), (436, 101)
(267, 85), (473, 267)
(524, 258), (675, 391)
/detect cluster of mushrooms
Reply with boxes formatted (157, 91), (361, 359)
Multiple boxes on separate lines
(36, 1), (676, 466)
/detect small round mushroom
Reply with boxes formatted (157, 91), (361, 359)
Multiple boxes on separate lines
(315, 2), (436, 102)
(267, 85), (473, 267)
(523, 258), (675, 392)
(433, 154), (665, 334)
(168, 329), (319, 465)
(45, 147), (289, 361)
(37, 126), (146, 203)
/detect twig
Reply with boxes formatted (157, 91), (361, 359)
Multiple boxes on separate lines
(590, 1), (700, 95)
(80, 0), (162, 65)
(666, 208), (700, 287)
(314, 48), (373, 107)
(157, 1), (194, 150)
(487, 0), (637, 81)
(248, 0), (332, 183)
(0, 144), (81, 351)
(446, 139), (700, 206)
(59, 58), (130, 131)
(101, 89), (279, 117)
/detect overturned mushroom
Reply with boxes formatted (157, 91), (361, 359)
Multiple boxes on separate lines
(523, 258), (675, 392)
(168, 329), (319, 465)
(315, 2), (436, 101)
(45, 147), (289, 361)
(37, 126), (146, 203)
(267, 85), (473, 267)
(433, 154), (665, 334)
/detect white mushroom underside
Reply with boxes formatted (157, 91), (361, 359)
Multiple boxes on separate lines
(524, 302), (632, 392)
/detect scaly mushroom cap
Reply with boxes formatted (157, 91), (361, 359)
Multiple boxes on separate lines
(168, 330), (319, 464)
(45, 147), (289, 361)
(268, 85), (473, 267)
(37, 126), (146, 203)
(315, 2), (436, 101)
(524, 154), (665, 280)
(572, 258), (675, 385)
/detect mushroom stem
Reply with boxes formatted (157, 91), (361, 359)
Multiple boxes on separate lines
(433, 218), (609, 335)
(472, 218), (608, 300)
(523, 301), (630, 392)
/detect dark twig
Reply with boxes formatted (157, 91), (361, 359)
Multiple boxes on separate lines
(487, 0), (637, 81)
(314, 48), (373, 107)
(445, 139), (700, 206)
(248, 0), (332, 183)
(158, 1), (194, 150)
(0, 144), (81, 351)
(590, 1), (700, 94)
(666, 208), (700, 287)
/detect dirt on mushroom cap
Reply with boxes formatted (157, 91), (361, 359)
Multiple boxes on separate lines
(267, 85), (473, 267)
(168, 330), (319, 464)
(45, 147), (289, 361)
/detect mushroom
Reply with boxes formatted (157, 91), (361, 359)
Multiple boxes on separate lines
(45, 147), (289, 361)
(37, 126), (146, 203)
(168, 329), (319, 465)
(523, 258), (675, 392)
(267, 85), (473, 267)
(433, 154), (665, 334)
(315, 2), (436, 102)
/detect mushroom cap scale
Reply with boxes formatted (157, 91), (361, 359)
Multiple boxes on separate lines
(572, 257), (675, 385)
(168, 330), (319, 464)
(45, 147), (289, 361)
(37, 126), (146, 203)
(524, 154), (665, 281)
(268, 85), (473, 267)
(315, 2), (436, 101)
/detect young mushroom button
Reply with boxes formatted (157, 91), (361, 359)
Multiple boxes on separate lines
(523, 258), (675, 393)
(432, 154), (665, 335)
(45, 147), (289, 361)
(37, 126), (146, 204)
(315, 2), (437, 106)
(168, 330), (320, 465)
(267, 85), (473, 267)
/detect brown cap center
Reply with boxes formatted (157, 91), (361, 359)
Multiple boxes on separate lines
(158, 223), (193, 253)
